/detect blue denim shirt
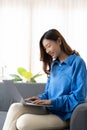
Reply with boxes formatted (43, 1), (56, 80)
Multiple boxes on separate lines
(38, 54), (87, 120)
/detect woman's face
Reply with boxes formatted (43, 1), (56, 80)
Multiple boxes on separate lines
(42, 39), (62, 59)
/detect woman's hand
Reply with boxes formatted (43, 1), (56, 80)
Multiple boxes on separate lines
(25, 96), (51, 105)
(32, 99), (51, 105)
(24, 96), (39, 102)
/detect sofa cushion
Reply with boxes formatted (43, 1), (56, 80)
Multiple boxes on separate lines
(0, 111), (7, 129)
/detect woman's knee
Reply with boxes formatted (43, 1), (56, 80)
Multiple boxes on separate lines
(16, 114), (31, 130)
(9, 103), (23, 111)
(16, 114), (39, 130)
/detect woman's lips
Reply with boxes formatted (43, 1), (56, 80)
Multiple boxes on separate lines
(49, 52), (55, 57)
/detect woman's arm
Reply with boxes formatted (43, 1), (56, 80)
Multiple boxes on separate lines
(50, 58), (87, 112)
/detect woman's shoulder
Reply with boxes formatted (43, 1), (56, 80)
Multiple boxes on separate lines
(74, 54), (86, 67)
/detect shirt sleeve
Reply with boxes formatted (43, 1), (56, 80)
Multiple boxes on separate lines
(51, 58), (87, 112)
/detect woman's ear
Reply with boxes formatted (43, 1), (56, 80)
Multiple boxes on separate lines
(57, 37), (61, 45)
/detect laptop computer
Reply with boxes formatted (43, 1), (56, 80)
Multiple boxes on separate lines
(3, 80), (53, 107)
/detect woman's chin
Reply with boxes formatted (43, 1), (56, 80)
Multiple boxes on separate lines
(52, 56), (57, 59)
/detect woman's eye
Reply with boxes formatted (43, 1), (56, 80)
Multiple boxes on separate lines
(44, 44), (51, 51)
(47, 44), (51, 48)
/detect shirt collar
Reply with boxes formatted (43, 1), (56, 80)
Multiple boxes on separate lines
(52, 53), (77, 66)
(62, 53), (77, 65)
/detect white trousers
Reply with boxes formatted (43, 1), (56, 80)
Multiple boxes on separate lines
(3, 103), (69, 130)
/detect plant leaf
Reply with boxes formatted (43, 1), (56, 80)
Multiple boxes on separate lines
(10, 74), (23, 81)
(32, 73), (43, 79)
(30, 77), (36, 83)
(17, 67), (32, 79)
(17, 67), (27, 76)
(22, 71), (32, 79)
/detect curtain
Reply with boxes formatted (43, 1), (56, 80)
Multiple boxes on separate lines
(0, 0), (87, 82)
(31, 0), (87, 82)
(0, 0), (32, 79)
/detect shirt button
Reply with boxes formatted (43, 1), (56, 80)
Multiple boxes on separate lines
(59, 64), (61, 66)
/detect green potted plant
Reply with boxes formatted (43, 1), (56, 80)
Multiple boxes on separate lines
(10, 67), (43, 83)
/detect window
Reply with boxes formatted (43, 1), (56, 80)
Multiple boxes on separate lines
(0, 0), (87, 82)
(0, 1), (31, 79)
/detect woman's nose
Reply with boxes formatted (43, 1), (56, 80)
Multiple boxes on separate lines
(46, 48), (50, 54)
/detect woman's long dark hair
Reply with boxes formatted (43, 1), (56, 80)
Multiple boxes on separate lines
(39, 29), (79, 74)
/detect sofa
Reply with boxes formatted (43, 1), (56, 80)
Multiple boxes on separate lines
(0, 81), (46, 130)
(0, 81), (87, 130)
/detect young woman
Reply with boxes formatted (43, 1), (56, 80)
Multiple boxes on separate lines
(3, 29), (87, 130)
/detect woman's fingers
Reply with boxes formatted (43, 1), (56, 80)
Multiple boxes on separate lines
(24, 96), (39, 102)
(32, 99), (51, 105)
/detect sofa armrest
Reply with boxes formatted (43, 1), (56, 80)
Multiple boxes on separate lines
(70, 102), (87, 130)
